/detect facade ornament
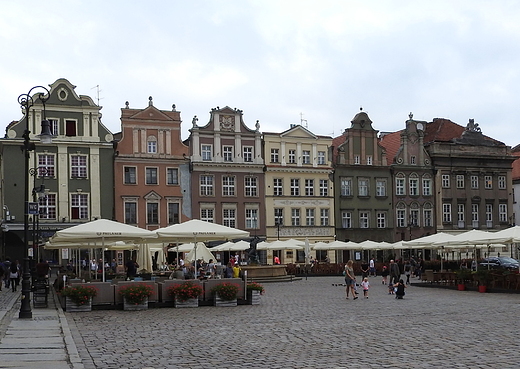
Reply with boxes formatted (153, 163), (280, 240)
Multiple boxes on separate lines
(125, 101), (129, 109)
(255, 120), (260, 132)
(466, 119), (481, 132)
(148, 96), (153, 106)
(192, 115), (198, 127)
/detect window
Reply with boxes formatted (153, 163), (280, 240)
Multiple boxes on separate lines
(71, 194), (88, 220)
(377, 212), (386, 228)
(485, 176), (492, 189)
(290, 179), (300, 196)
(246, 209), (258, 229)
(49, 118), (59, 135)
(168, 203), (180, 224)
(457, 204), (465, 228)
(167, 168), (179, 185)
(358, 178), (369, 197)
(201, 145), (212, 161)
(145, 168), (158, 184)
(456, 175), (464, 189)
(499, 204), (507, 223)
(319, 179), (328, 196)
(366, 156), (373, 165)
(471, 175), (479, 189)
(359, 211), (369, 228)
(302, 150), (310, 164)
(424, 206), (433, 227)
(409, 176), (419, 196)
(396, 204), (406, 227)
(442, 175), (450, 188)
(305, 179), (314, 196)
(124, 202), (137, 224)
(147, 137), (157, 154)
(306, 208), (315, 226)
(498, 176), (506, 189)
(288, 150), (296, 164)
(124, 167), (137, 184)
(200, 175), (214, 196)
(147, 203), (159, 224)
(443, 203), (452, 223)
(410, 207), (420, 227)
(243, 147), (253, 162)
(320, 208), (329, 226)
(291, 208), (300, 226)
(341, 177), (352, 196)
(376, 179), (386, 197)
(200, 208), (214, 223)
(485, 204), (493, 227)
(396, 176), (405, 196)
(273, 178), (283, 196)
(38, 154), (55, 177)
(423, 178), (432, 196)
(341, 211), (352, 228)
(317, 151), (326, 165)
(223, 208), (236, 228)
(274, 208), (283, 226)
(71, 155), (87, 178)
(39, 194), (56, 220)
(222, 176), (235, 196)
(245, 177), (257, 197)
(271, 148), (279, 163)
(223, 146), (233, 162)
(472, 204), (479, 228)
(410, 156), (416, 165)
(65, 120), (76, 136)
(354, 155), (360, 165)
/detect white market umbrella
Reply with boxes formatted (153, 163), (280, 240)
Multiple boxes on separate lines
(313, 240), (360, 250)
(257, 240), (304, 250)
(402, 232), (456, 249)
(167, 242), (205, 253)
(212, 240), (250, 252)
(136, 242), (153, 273)
(155, 219), (249, 242)
(184, 243), (217, 263)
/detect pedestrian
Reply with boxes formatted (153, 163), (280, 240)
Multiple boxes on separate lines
(125, 258), (137, 280)
(344, 260), (358, 300)
(0, 262), (4, 290)
(9, 261), (19, 292)
(369, 257), (376, 277)
(404, 260), (411, 285)
(232, 263), (241, 278)
(273, 255), (280, 265)
(4, 258), (11, 289)
(389, 259), (401, 285)
(360, 260), (369, 279)
(381, 265), (389, 285)
(394, 279), (406, 299)
(361, 277), (370, 298)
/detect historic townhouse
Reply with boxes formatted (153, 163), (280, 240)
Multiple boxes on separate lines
(333, 111), (393, 247)
(380, 113), (436, 242)
(264, 124), (334, 263)
(187, 107), (265, 244)
(423, 118), (515, 234)
(114, 97), (191, 230)
(0, 78), (114, 261)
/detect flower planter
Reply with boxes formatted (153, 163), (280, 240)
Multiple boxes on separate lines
(478, 285), (487, 293)
(457, 284), (466, 291)
(174, 297), (199, 308)
(124, 297), (149, 311)
(214, 296), (237, 307)
(66, 297), (92, 312)
(247, 290), (261, 305)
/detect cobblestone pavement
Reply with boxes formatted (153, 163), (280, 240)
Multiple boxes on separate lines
(67, 277), (520, 369)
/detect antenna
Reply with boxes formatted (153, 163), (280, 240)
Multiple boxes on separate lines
(91, 85), (103, 105)
(300, 112), (308, 128)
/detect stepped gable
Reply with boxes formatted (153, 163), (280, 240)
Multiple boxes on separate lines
(379, 130), (402, 165)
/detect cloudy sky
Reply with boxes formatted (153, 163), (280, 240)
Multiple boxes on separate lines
(1, 1), (519, 146)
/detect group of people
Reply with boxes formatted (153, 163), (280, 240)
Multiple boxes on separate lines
(0, 258), (20, 292)
(344, 258), (417, 300)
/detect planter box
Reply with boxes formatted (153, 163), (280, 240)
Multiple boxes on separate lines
(123, 297), (149, 311)
(174, 297), (199, 308)
(478, 285), (487, 293)
(457, 284), (466, 291)
(247, 290), (261, 305)
(214, 296), (237, 307)
(66, 297), (92, 312)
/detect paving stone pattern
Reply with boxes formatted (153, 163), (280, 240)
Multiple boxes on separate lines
(66, 276), (520, 369)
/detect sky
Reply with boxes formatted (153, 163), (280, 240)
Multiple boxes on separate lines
(1, 1), (520, 146)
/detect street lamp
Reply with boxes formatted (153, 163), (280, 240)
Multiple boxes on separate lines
(275, 219), (282, 240)
(17, 86), (53, 319)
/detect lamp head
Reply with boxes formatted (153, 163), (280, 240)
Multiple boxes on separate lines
(38, 120), (53, 144)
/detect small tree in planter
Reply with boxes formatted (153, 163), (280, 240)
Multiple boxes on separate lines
(211, 282), (240, 303)
(455, 269), (472, 290)
(474, 268), (492, 292)
(168, 282), (203, 302)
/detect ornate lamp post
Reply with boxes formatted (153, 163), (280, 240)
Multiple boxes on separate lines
(17, 86), (53, 319)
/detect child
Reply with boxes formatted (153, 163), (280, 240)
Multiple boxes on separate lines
(381, 265), (389, 285)
(361, 277), (370, 298)
(394, 279), (406, 299)
(388, 281), (395, 295)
